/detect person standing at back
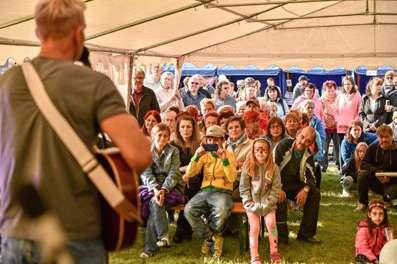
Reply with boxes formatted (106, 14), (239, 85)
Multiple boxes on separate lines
(129, 68), (160, 127)
(0, 0), (152, 263)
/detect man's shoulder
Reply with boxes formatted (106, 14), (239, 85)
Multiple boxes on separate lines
(142, 86), (156, 95)
(277, 137), (294, 151)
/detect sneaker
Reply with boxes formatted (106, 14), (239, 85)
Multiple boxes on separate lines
(354, 203), (367, 213)
(251, 256), (262, 264)
(156, 236), (170, 248)
(297, 236), (322, 245)
(139, 251), (153, 259)
(201, 239), (212, 256)
(270, 252), (283, 264)
(212, 233), (224, 258)
(341, 189), (352, 198)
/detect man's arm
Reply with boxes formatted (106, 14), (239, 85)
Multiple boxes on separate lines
(100, 113), (152, 174)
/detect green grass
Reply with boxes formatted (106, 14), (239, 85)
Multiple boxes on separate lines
(110, 167), (397, 263)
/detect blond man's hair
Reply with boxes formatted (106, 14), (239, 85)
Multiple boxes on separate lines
(35, 0), (86, 40)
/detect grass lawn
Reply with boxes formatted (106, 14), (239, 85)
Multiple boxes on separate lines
(110, 167), (397, 263)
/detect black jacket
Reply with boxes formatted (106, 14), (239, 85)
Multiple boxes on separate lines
(129, 86), (160, 126)
(361, 141), (397, 173)
(275, 138), (316, 188)
(359, 95), (389, 132)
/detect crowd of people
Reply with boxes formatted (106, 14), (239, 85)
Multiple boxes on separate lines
(131, 66), (397, 263)
(0, 0), (397, 264)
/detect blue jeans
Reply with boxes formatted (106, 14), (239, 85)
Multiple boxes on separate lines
(0, 236), (107, 264)
(144, 197), (169, 253)
(184, 190), (233, 240)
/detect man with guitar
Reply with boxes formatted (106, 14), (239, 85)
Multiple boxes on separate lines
(0, 0), (151, 263)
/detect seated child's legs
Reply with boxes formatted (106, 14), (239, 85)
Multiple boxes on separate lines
(206, 192), (233, 233)
(184, 191), (212, 239)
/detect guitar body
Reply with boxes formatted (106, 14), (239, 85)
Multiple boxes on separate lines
(96, 148), (140, 251)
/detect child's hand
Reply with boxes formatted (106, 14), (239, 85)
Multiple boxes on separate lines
(154, 189), (165, 207)
(195, 145), (206, 157)
(182, 174), (190, 188)
(217, 146), (226, 160)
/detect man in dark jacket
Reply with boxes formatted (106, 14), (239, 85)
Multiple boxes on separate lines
(275, 127), (321, 245)
(356, 125), (397, 211)
(129, 68), (160, 126)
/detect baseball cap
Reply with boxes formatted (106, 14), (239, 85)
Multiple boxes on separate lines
(206, 125), (225, 138)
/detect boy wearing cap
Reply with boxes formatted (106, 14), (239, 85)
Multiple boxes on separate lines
(184, 125), (237, 258)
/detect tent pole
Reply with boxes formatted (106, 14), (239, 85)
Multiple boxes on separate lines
(174, 57), (185, 91)
(208, 0), (364, 7)
(247, 12), (394, 22)
(275, 22), (391, 29)
(127, 53), (134, 112)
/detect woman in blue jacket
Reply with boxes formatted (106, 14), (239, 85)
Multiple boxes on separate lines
(340, 121), (377, 167)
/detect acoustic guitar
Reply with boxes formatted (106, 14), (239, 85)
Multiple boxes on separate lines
(95, 147), (141, 251)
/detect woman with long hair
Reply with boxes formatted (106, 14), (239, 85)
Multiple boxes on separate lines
(171, 114), (202, 243)
(142, 110), (162, 139)
(340, 142), (368, 197)
(239, 138), (283, 264)
(340, 121), (377, 167)
(359, 77), (388, 133)
(335, 76), (362, 143)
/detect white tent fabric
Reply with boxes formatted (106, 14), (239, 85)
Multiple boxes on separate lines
(0, 0), (396, 69)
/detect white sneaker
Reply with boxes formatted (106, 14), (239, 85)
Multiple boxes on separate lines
(341, 189), (352, 198)
(156, 236), (170, 247)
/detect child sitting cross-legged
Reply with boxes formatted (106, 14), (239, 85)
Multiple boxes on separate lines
(239, 138), (283, 264)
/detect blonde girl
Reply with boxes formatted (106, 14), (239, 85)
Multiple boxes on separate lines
(239, 138), (282, 264)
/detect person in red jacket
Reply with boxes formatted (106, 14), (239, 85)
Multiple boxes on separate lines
(355, 200), (394, 264)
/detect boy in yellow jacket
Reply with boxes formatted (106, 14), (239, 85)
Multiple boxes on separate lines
(183, 125), (236, 258)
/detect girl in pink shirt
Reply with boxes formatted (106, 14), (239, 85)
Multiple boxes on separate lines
(355, 200), (393, 264)
(335, 76), (362, 143)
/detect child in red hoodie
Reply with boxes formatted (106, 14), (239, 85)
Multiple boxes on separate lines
(355, 200), (394, 263)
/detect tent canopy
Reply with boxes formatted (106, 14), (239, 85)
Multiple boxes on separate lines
(1, 0), (397, 69)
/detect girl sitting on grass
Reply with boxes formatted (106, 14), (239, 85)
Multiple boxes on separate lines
(355, 200), (394, 264)
(239, 138), (282, 264)
(340, 142), (368, 197)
